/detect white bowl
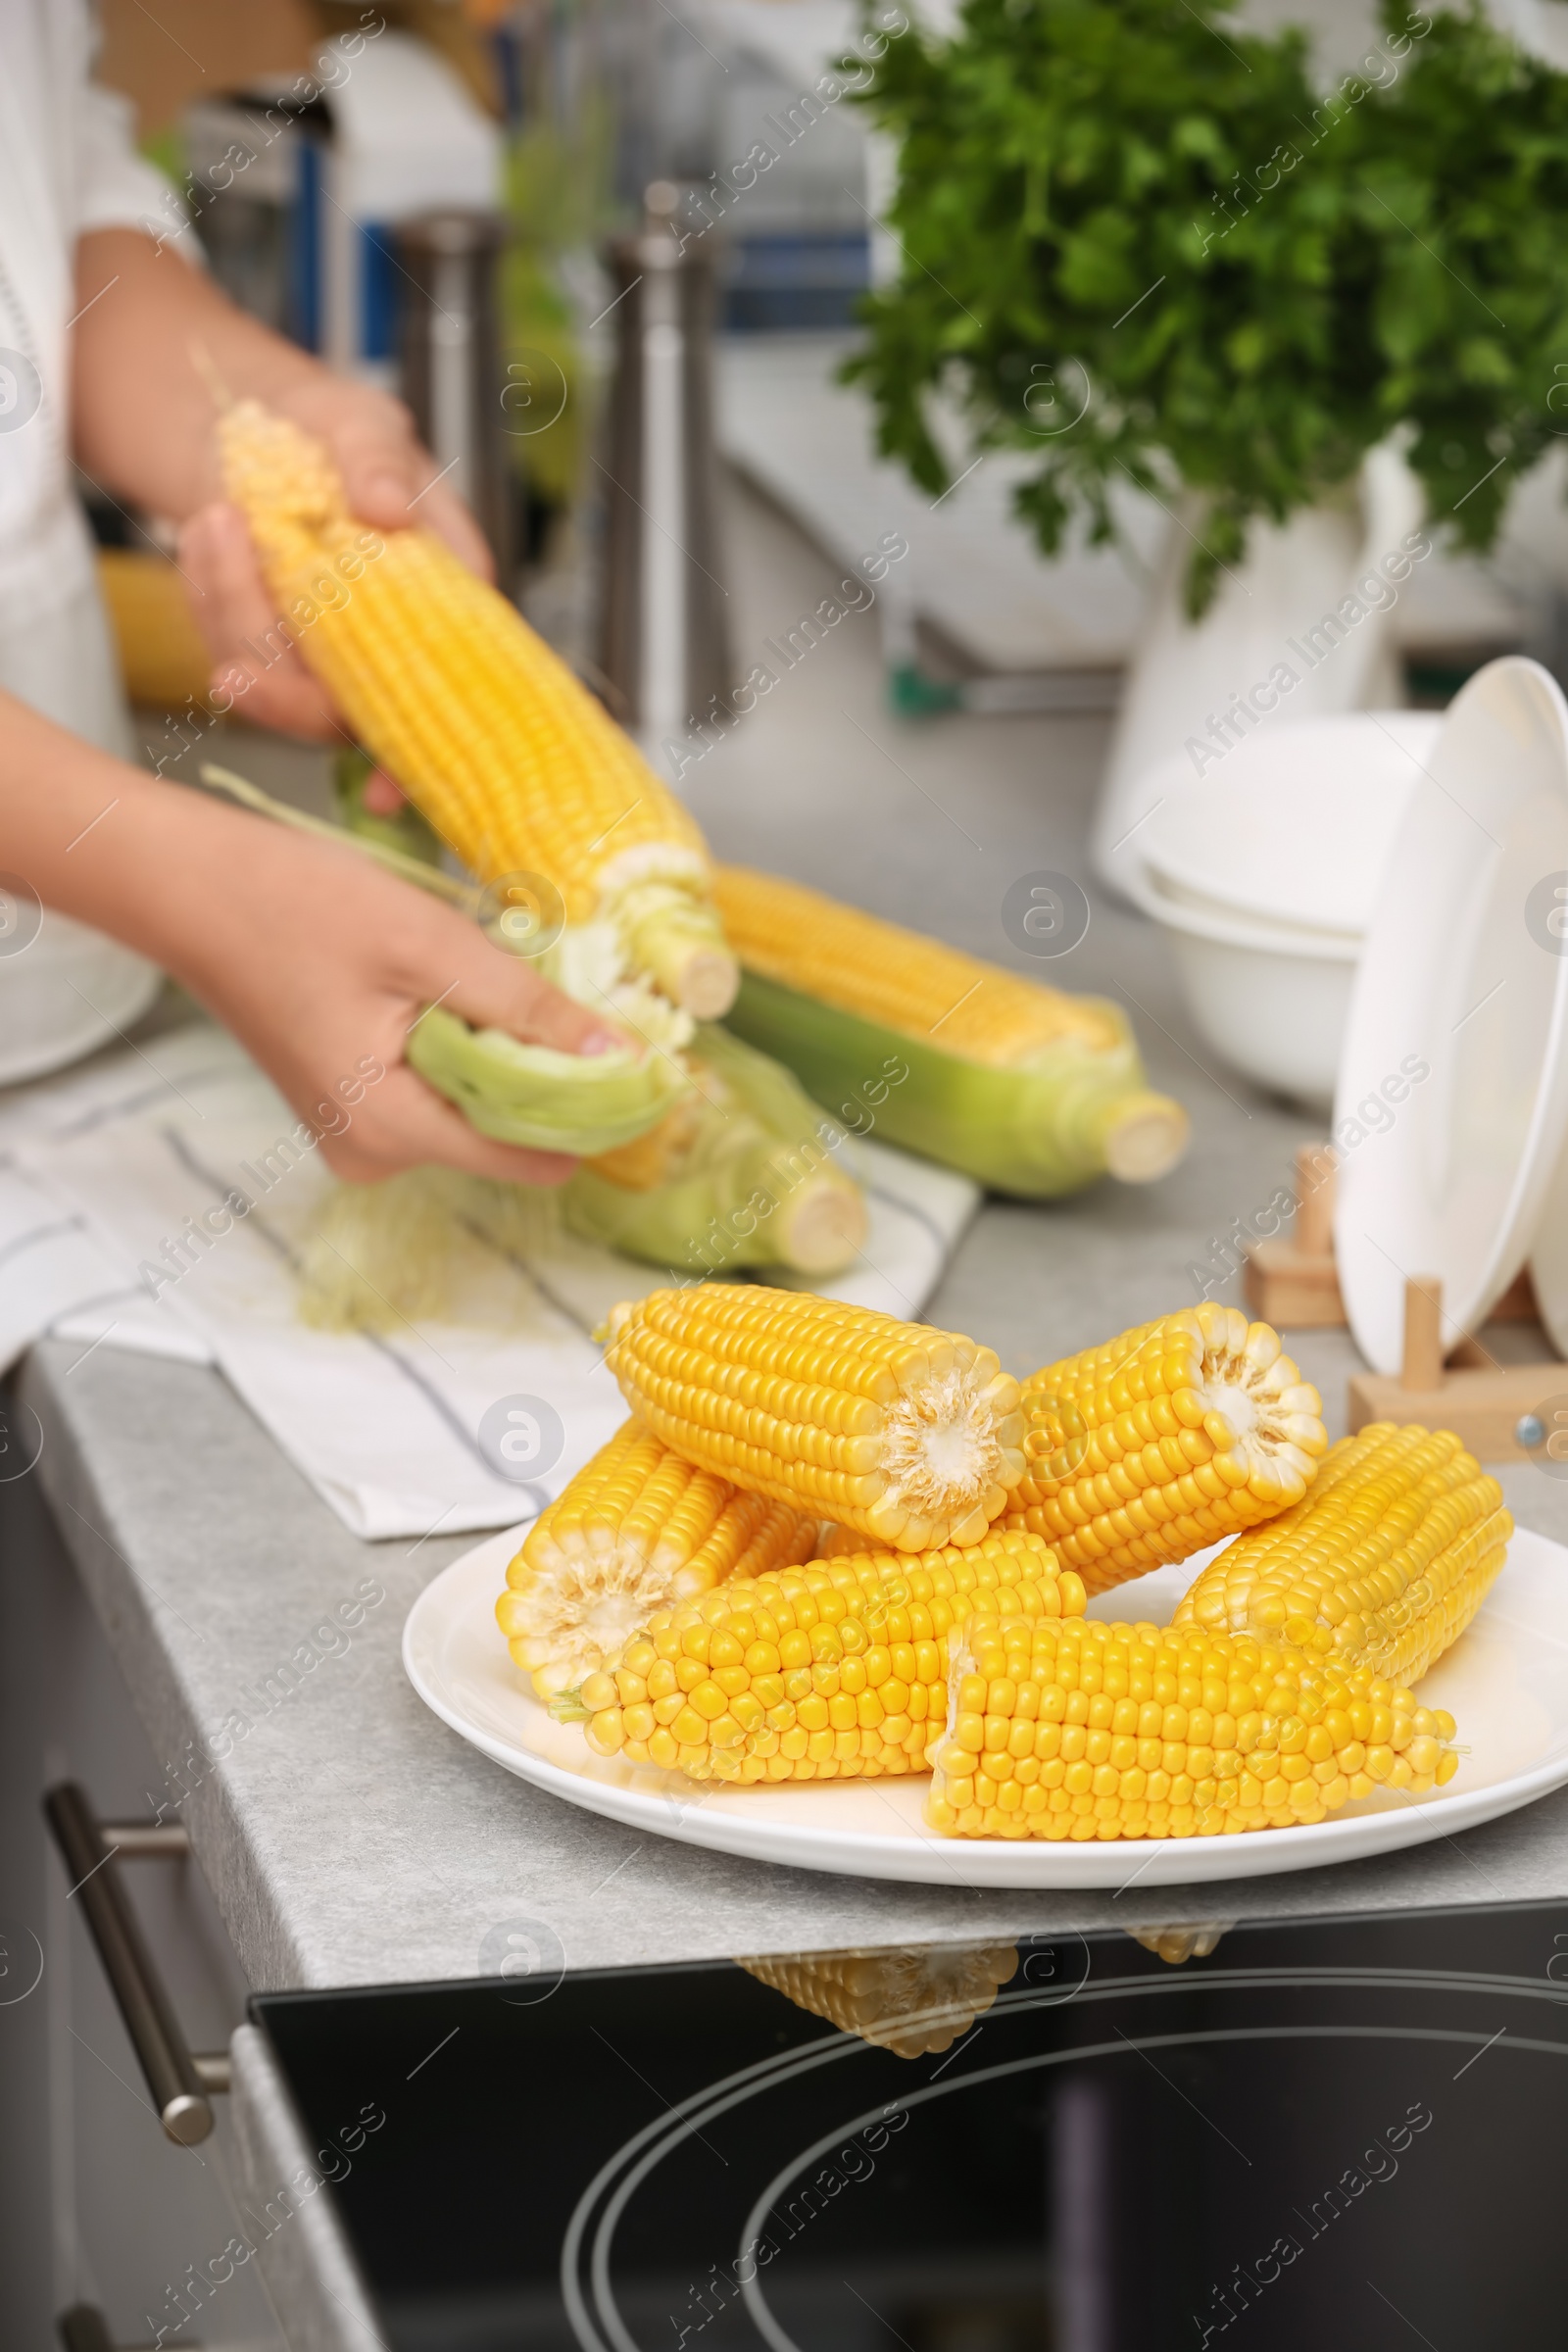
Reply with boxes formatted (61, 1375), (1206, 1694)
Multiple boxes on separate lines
(1137, 870), (1357, 1111)
(1137, 710), (1439, 935)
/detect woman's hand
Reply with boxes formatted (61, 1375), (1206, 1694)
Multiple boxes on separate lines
(177, 375), (490, 741)
(69, 228), (488, 745)
(0, 693), (616, 1184)
(182, 818), (619, 1184)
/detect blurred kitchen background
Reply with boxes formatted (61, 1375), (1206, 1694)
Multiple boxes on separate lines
(89, 0), (1568, 1363)
(96, 0), (1568, 722)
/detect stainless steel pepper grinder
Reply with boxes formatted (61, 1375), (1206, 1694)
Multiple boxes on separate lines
(394, 209), (513, 582)
(597, 182), (730, 767)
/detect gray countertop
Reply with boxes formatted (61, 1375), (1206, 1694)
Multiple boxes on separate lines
(20, 474), (1568, 1991)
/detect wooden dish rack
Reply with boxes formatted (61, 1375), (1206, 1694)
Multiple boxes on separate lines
(1243, 1146), (1561, 1465)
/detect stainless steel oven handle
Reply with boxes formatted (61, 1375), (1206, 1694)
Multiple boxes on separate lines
(44, 1781), (230, 2145)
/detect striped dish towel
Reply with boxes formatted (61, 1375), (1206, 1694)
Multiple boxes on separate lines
(0, 1023), (980, 1540)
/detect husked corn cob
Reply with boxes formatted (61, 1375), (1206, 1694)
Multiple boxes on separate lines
(737, 1943), (1019, 2057)
(1173, 1423), (1511, 1684)
(604, 1285), (1026, 1549)
(496, 1418), (823, 1698)
(1005, 1305), (1327, 1594)
(927, 1616), (1459, 1841)
(218, 400), (736, 1016)
(713, 865), (1190, 1197)
(571, 1529), (1084, 1782)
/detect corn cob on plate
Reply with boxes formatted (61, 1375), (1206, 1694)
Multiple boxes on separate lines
(713, 866), (1189, 1197)
(497, 1417), (827, 1699)
(1005, 1304), (1328, 1595)
(564, 1530), (1085, 1782)
(402, 1509), (1562, 1886)
(602, 1284), (1026, 1550)
(1172, 1422), (1512, 1682)
(928, 1616), (1457, 1842)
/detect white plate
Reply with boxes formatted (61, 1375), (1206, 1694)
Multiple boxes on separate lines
(1336, 659), (1568, 1374)
(402, 1521), (1568, 1890)
(1532, 1140), (1568, 1358)
(1136, 710), (1438, 936)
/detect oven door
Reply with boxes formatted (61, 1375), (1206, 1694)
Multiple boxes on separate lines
(254, 1900), (1568, 2352)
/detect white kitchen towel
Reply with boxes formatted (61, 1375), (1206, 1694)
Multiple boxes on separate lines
(0, 1021), (981, 1540)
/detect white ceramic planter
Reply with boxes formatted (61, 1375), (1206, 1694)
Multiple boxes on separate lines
(1094, 442), (1425, 897)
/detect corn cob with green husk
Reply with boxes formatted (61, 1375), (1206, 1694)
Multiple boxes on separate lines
(292, 1032), (871, 1331)
(201, 751), (695, 1160)
(217, 399), (735, 1155)
(712, 866), (1188, 1198)
(563, 1025), (867, 1279)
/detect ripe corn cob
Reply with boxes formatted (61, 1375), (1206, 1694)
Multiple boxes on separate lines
(570, 1530), (1084, 1781)
(496, 1418), (825, 1698)
(565, 1025), (868, 1278)
(603, 1285), (1026, 1549)
(927, 1616), (1459, 1841)
(97, 550), (216, 710)
(1004, 1305), (1327, 1595)
(713, 865), (1189, 1197)
(218, 400), (736, 1017)
(736, 1943), (1019, 2057)
(1172, 1423), (1511, 1684)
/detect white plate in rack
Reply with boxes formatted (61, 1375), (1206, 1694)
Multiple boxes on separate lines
(403, 1525), (1568, 1890)
(1335, 658), (1568, 1374)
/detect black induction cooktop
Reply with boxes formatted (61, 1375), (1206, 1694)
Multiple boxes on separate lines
(253, 1900), (1568, 2352)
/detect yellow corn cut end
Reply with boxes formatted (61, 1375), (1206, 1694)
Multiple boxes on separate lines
(736, 1942), (1019, 2057)
(495, 1417), (822, 1698)
(574, 1528), (1085, 1783)
(712, 865), (1124, 1065)
(603, 1284), (1027, 1551)
(217, 401), (736, 1015)
(1004, 1303), (1328, 1594)
(926, 1615), (1460, 1841)
(1172, 1422), (1511, 1684)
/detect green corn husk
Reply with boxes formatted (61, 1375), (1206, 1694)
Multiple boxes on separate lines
(295, 1032), (867, 1332)
(332, 746), (445, 868)
(563, 1026), (867, 1278)
(199, 759), (694, 1161)
(406, 1004), (689, 1156)
(722, 973), (1189, 1200)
